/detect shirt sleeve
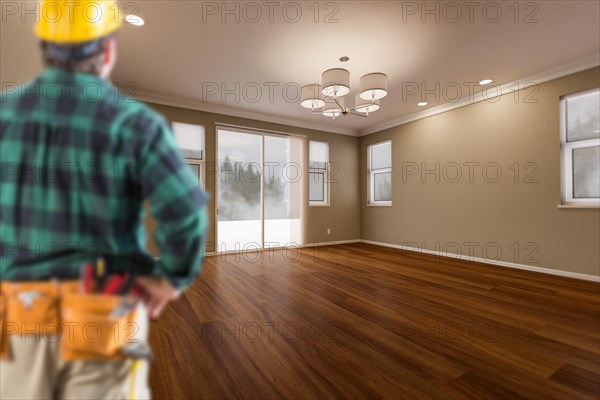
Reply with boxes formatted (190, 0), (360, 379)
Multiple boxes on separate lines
(132, 112), (209, 290)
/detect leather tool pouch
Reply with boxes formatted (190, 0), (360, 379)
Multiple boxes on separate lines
(4, 282), (61, 335)
(60, 293), (138, 361)
(1, 282), (62, 361)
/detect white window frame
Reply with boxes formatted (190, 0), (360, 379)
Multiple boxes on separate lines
(185, 158), (205, 189)
(368, 140), (392, 206)
(560, 89), (600, 206)
(309, 141), (330, 206)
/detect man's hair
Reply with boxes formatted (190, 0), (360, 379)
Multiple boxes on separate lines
(40, 37), (111, 76)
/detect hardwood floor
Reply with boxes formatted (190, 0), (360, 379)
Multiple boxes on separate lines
(148, 243), (600, 399)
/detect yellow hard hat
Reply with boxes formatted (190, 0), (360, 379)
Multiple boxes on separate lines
(35, 1), (123, 43)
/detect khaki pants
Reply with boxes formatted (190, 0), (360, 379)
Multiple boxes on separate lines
(0, 304), (151, 400)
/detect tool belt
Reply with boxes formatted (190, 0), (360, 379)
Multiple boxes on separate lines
(0, 280), (140, 362)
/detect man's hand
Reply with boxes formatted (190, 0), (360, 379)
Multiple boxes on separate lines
(135, 276), (181, 319)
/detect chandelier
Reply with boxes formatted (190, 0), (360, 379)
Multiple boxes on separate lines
(300, 67), (388, 119)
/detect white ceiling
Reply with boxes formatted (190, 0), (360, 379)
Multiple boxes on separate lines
(2, 1), (599, 136)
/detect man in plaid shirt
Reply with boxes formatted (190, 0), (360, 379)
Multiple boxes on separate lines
(0, 1), (208, 398)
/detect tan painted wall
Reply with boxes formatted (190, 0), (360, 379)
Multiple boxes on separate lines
(360, 67), (600, 276)
(143, 103), (361, 255)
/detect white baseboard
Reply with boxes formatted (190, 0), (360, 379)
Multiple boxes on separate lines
(360, 240), (600, 283)
(203, 239), (361, 258)
(303, 239), (362, 247)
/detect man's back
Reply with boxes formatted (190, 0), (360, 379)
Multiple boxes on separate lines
(1, 4), (208, 398)
(1, 67), (208, 287)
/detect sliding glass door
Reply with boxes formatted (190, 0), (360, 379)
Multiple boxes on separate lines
(264, 135), (303, 248)
(217, 127), (304, 252)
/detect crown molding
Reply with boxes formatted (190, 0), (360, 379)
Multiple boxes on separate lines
(132, 89), (360, 137)
(359, 52), (600, 136)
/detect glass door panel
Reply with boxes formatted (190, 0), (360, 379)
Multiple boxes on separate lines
(264, 135), (304, 248)
(217, 129), (262, 252)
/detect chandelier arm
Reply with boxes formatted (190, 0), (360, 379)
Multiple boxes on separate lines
(347, 110), (369, 118)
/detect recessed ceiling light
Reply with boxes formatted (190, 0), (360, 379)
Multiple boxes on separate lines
(125, 14), (145, 26)
(417, 101), (428, 107)
(479, 79), (493, 85)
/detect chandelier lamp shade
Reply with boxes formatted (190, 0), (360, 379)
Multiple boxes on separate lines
(359, 73), (388, 100)
(301, 67), (388, 119)
(355, 94), (380, 113)
(322, 68), (351, 97)
(300, 84), (325, 109)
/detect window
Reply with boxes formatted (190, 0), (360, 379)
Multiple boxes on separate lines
(172, 122), (205, 187)
(368, 141), (392, 206)
(186, 160), (204, 189)
(172, 122), (204, 160)
(560, 89), (600, 206)
(309, 141), (329, 206)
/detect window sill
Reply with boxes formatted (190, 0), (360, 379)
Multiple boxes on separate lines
(309, 203), (330, 207)
(367, 203), (392, 207)
(558, 204), (600, 209)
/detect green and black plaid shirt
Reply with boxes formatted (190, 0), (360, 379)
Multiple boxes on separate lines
(1, 68), (208, 289)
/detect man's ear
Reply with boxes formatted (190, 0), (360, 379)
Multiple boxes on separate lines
(99, 38), (117, 79)
(103, 38), (114, 65)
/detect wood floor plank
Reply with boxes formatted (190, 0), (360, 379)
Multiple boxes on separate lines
(149, 243), (600, 399)
(550, 363), (600, 398)
(442, 371), (530, 400)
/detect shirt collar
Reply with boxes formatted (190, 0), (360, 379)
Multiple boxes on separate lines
(40, 67), (112, 88)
